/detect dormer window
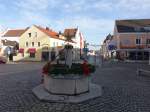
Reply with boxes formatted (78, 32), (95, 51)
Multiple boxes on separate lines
(28, 33), (31, 37)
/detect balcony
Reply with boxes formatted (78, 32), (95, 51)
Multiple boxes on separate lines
(120, 44), (150, 49)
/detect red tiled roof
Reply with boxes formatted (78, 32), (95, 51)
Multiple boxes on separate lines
(116, 19), (150, 33)
(35, 25), (60, 39)
(116, 19), (150, 27)
(63, 28), (77, 37)
(35, 25), (76, 43)
(3, 29), (27, 37)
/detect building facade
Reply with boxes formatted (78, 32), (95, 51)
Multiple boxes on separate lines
(18, 25), (66, 61)
(63, 28), (85, 60)
(0, 29), (24, 57)
(113, 19), (150, 60)
(101, 34), (117, 59)
(17, 25), (85, 61)
(2, 29), (26, 42)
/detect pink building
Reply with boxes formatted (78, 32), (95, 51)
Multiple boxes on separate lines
(113, 19), (150, 60)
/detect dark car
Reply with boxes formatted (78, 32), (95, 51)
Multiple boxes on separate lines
(0, 56), (7, 64)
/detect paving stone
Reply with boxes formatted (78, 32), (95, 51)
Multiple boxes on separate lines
(0, 62), (150, 112)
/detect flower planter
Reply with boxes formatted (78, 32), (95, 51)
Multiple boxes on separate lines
(44, 75), (90, 95)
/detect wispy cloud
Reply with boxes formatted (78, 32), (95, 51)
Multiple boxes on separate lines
(14, 0), (49, 11)
(13, 0), (51, 26)
(114, 0), (150, 18)
(1, 0), (150, 44)
(54, 17), (114, 44)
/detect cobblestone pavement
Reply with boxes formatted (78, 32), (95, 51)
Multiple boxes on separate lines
(0, 62), (150, 112)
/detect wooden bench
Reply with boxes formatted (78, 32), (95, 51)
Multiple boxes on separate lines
(137, 69), (150, 76)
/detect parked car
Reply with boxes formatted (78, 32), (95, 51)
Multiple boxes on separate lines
(0, 56), (7, 64)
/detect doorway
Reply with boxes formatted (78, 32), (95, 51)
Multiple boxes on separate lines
(42, 52), (49, 61)
(51, 50), (56, 61)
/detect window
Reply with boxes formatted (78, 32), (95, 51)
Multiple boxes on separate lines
(28, 33), (31, 37)
(144, 27), (150, 31)
(134, 27), (141, 32)
(53, 42), (55, 47)
(35, 32), (37, 37)
(32, 42), (34, 47)
(38, 42), (40, 47)
(30, 53), (35, 58)
(26, 42), (28, 47)
(146, 39), (150, 44)
(136, 38), (141, 45)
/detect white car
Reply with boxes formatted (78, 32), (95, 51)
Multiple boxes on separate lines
(88, 50), (95, 56)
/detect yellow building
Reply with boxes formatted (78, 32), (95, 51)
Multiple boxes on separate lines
(18, 25), (66, 61)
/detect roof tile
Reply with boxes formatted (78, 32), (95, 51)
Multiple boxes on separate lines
(116, 19), (150, 33)
(3, 29), (26, 37)
(63, 28), (77, 37)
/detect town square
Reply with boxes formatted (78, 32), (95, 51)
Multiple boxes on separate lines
(0, 0), (150, 112)
(0, 61), (150, 112)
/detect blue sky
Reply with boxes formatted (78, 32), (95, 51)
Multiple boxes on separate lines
(0, 0), (150, 46)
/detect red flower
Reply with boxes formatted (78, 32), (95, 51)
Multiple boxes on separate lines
(41, 62), (51, 83)
(82, 60), (90, 76)
(42, 62), (51, 75)
(42, 67), (48, 74)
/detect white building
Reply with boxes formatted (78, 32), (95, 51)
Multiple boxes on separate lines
(0, 29), (25, 57)
(2, 29), (26, 42)
(63, 27), (85, 59)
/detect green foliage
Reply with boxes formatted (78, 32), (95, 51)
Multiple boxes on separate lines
(64, 44), (73, 49)
(47, 63), (96, 76)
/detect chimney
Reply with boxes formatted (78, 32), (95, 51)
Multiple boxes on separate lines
(26, 27), (30, 30)
(46, 27), (49, 30)
(59, 31), (61, 35)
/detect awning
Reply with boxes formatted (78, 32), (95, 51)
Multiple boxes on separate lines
(28, 48), (36, 53)
(57, 46), (63, 49)
(19, 48), (24, 53)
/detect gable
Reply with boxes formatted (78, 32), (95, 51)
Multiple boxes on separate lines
(20, 25), (49, 39)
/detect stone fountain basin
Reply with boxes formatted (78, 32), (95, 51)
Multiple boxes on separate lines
(44, 75), (90, 95)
